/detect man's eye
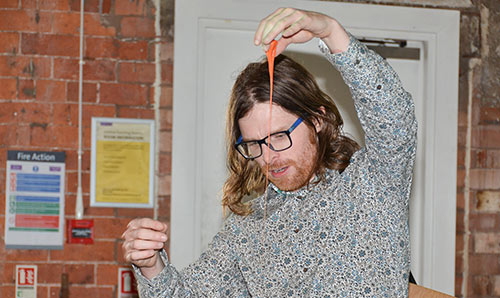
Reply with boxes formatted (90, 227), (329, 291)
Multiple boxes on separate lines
(271, 133), (287, 140)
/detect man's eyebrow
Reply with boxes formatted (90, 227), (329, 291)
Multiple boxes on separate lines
(241, 127), (288, 142)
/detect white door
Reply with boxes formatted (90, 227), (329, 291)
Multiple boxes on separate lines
(172, 0), (458, 294)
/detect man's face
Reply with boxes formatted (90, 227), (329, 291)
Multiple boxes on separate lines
(238, 103), (319, 191)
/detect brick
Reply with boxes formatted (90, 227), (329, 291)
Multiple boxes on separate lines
(159, 130), (171, 153)
(161, 62), (173, 84)
(0, 0), (19, 8)
(0, 32), (19, 54)
(456, 168), (465, 188)
(67, 82), (97, 102)
(19, 79), (36, 99)
(30, 125), (79, 148)
(70, 0), (101, 12)
(65, 149), (91, 171)
(115, 0), (147, 15)
(480, 107), (500, 125)
(472, 126), (500, 148)
(470, 169), (500, 189)
(119, 40), (148, 61)
(85, 37), (118, 58)
(476, 191), (500, 212)
(493, 275), (500, 296)
(39, 0), (70, 10)
(159, 41), (173, 62)
(0, 78), (17, 99)
(0, 10), (52, 32)
(64, 264), (95, 284)
(0, 124), (30, 146)
(52, 12), (116, 36)
(120, 16), (155, 38)
(472, 275), (491, 296)
(1, 241), (49, 261)
(116, 207), (153, 218)
(96, 264), (119, 285)
(119, 62), (155, 83)
(37, 263), (63, 283)
(52, 103), (78, 126)
(159, 152), (171, 173)
(0, 102), (51, 124)
(158, 174), (171, 196)
(49, 285), (113, 298)
(116, 107), (154, 119)
(51, 12), (80, 34)
(94, 218), (131, 239)
(157, 195), (170, 221)
(100, 83), (148, 106)
(66, 171), (90, 193)
(81, 104), (116, 124)
(470, 213), (500, 231)
(159, 108), (172, 130)
(0, 56), (50, 78)
(474, 149), (500, 168)
(53, 58), (78, 80)
(22, 33), (79, 57)
(474, 233), (500, 253)
(36, 80), (66, 102)
(0, 285), (16, 298)
(469, 254), (500, 274)
(21, 0), (36, 9)
(84, 60), (116, 81)
(84, 13), (117, 36)
(50, 240), (115, 261)
(159, 86), (172, 108)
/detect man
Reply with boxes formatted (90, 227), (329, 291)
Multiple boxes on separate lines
(122, 7), (417, 297)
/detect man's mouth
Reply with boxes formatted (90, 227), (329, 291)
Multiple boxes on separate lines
(270, 166), (288, 177)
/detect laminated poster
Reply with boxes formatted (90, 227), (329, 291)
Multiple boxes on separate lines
(5, 151), (65, 249)
(91, 118), (154, 208)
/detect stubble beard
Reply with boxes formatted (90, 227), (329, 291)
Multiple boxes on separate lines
(262, 136), (318, 192)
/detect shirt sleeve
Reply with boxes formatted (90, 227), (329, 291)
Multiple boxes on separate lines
(133, 217), (250, 298)
(319, 34), (417, 168)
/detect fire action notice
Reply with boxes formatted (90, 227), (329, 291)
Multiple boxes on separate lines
(5, 151), (66, 249)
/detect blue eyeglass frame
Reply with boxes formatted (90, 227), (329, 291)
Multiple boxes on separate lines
(235, 117), (303, 159)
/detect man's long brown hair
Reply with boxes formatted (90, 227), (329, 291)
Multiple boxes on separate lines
(222, 55), (359, 216)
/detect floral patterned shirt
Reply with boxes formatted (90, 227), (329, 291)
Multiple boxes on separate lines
(134, 34), (417, 297)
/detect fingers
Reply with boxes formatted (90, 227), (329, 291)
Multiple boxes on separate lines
(126, 218), (167, 233)
(255, 7), (303, 46)
(122, 218), (168, 268)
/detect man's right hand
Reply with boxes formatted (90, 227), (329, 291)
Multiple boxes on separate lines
(122, 218), (168, 279)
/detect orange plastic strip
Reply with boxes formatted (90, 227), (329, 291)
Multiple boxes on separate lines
(264, 40), (277, 217)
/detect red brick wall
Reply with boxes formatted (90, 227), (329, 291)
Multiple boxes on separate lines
(1, 0), (499, 297)
(0, 0), (173, 297)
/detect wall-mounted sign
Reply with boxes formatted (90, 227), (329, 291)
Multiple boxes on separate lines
(91, 118), (155, 208)
(118, 267), (138, 298)
(5, 151), (65, 249)
(16, 265), (37, 298)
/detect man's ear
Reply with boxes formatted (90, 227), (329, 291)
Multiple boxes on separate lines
(313, 106), (326, 133)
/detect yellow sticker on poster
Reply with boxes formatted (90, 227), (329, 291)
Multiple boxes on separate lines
(91, 118), (154, 208)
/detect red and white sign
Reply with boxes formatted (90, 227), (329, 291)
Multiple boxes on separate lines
(16, 265), (37, 298)
(118, 267), (138, 298)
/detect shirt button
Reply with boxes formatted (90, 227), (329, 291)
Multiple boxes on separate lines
(377, 85), (382, 90)
(303, 268), (308, 272)
(294, 228), (300, 233)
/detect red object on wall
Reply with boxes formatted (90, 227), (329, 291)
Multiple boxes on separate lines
(67, 219), (94, 244)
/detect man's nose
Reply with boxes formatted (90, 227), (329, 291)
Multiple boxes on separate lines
(260, 143), (278, 162)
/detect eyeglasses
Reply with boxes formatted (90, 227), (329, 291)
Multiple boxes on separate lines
(235, 117), (303, 160)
